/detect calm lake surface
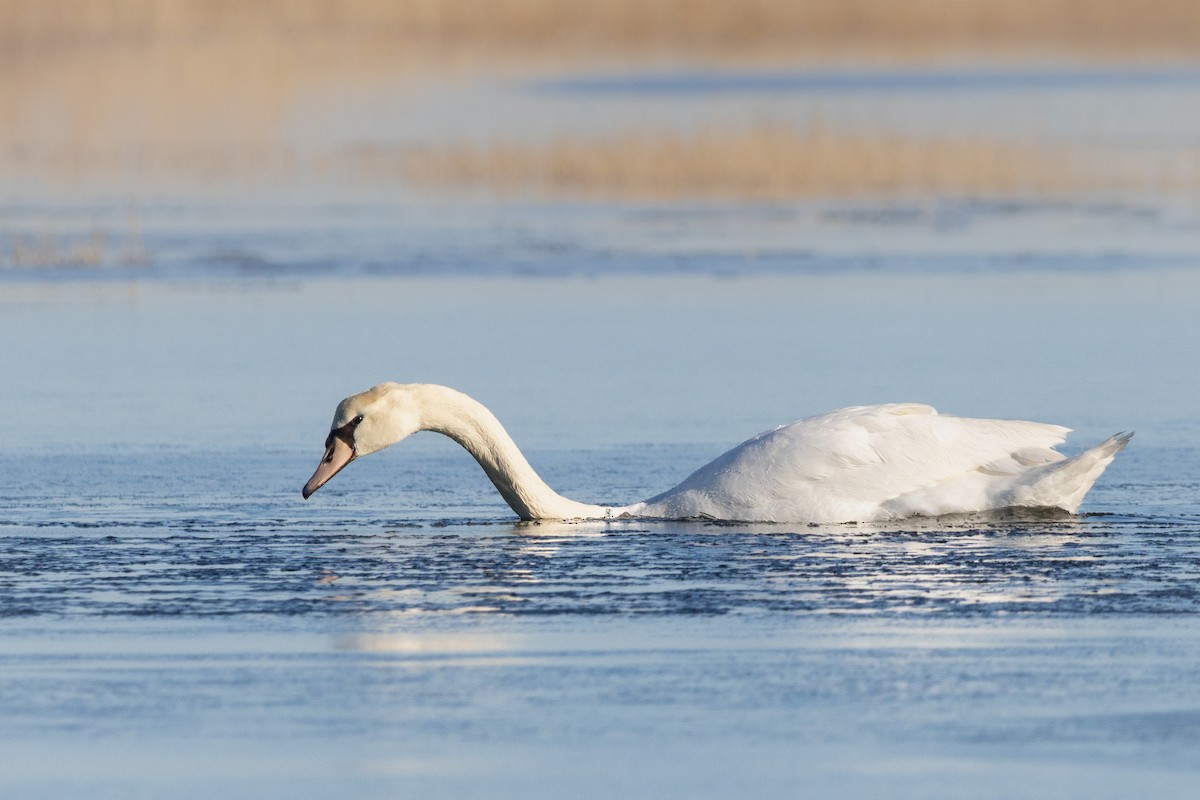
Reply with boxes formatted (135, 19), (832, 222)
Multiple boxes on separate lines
(5, 218), (1200, 798)
(5, 65), (1200, 799)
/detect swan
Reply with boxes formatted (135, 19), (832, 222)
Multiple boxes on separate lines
(301, 383), (1130, 523)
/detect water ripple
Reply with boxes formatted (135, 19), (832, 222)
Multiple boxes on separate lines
(3, 513), (1198, 619)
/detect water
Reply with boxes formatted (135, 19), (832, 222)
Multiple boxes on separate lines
(532, 65), (1200, 95)
(3, 447), (1200, 618)
(4, 256), (1200, 797)
(4, 440), (1200, 798)
(5, 63), (1200, 798)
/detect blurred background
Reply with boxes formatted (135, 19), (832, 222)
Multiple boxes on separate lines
(3, 1), (1200, 450)
(4, 0), (1200, 205)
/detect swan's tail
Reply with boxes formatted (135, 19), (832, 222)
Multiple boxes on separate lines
(1016, 431), (1132, 513)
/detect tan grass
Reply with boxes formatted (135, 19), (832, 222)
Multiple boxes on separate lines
(4, 0), (1200, 61)
(4, 1), (1200, 199)
(10, 129), (1198, 200)
(2, 209), (147, 270)
(4, 0), (1199, 197)
(401, 127), (1100, 199)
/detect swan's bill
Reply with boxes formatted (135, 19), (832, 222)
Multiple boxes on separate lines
(302, 427), (356, 499)
(299, 384), (1128, 521)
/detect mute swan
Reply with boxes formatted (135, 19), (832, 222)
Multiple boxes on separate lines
(302, 383), (1130, 523)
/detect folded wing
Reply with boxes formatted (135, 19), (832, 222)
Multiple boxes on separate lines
(639, 404), (1074, 522)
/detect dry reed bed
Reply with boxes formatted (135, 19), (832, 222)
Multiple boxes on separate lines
(4, 0), (1200, 60)
(1, 210), (147, 270)
(5, 0), (1199, 199)
(7, 128), (1199, 200)
(400, 128), (1200, 200)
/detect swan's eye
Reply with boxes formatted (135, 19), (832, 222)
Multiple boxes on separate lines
(353, 414), (364, 425)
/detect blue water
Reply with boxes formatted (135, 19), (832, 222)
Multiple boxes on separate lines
(5, 196), (1198, 284)
(2, 439), (1200, 798)
(531, 66), (1200, 95)
(6, 60), (1200, 797)
(4, 213), (1200, 796)
(2, 444), (1199, 618)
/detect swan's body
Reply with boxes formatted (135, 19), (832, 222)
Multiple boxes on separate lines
(303, 383), (1130, 524)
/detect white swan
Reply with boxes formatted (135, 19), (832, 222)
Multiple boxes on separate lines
(302, 383), (1130, 523)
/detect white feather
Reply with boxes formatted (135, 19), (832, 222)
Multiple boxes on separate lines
(306, 386), (1130, 524)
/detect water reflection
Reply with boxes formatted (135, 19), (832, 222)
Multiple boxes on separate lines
(3, 512), (1187, 619)
(333, 632), (513, 654)
(3, 428), (1196, 620)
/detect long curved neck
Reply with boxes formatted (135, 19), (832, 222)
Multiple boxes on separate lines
(415, 386), (609, 520)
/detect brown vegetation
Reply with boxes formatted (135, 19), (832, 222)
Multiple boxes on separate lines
(4, 1), (1199, 200)
(4, 0), (1200, 62)
(6, 128), (1198, 201)
(401, 127), (1200, 200)
(2, 210), (147, 270)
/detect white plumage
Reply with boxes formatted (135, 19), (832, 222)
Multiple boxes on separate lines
(303, 384), (1130, 524)
(626, 403), (1129, 522)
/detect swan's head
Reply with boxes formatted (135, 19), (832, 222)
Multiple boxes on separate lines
(302, 383), (421, 499)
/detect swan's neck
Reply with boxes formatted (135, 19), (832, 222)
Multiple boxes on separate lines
(416, 386), (609, 520)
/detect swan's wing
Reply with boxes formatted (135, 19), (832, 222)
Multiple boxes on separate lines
(641, 404), (1070, 522)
